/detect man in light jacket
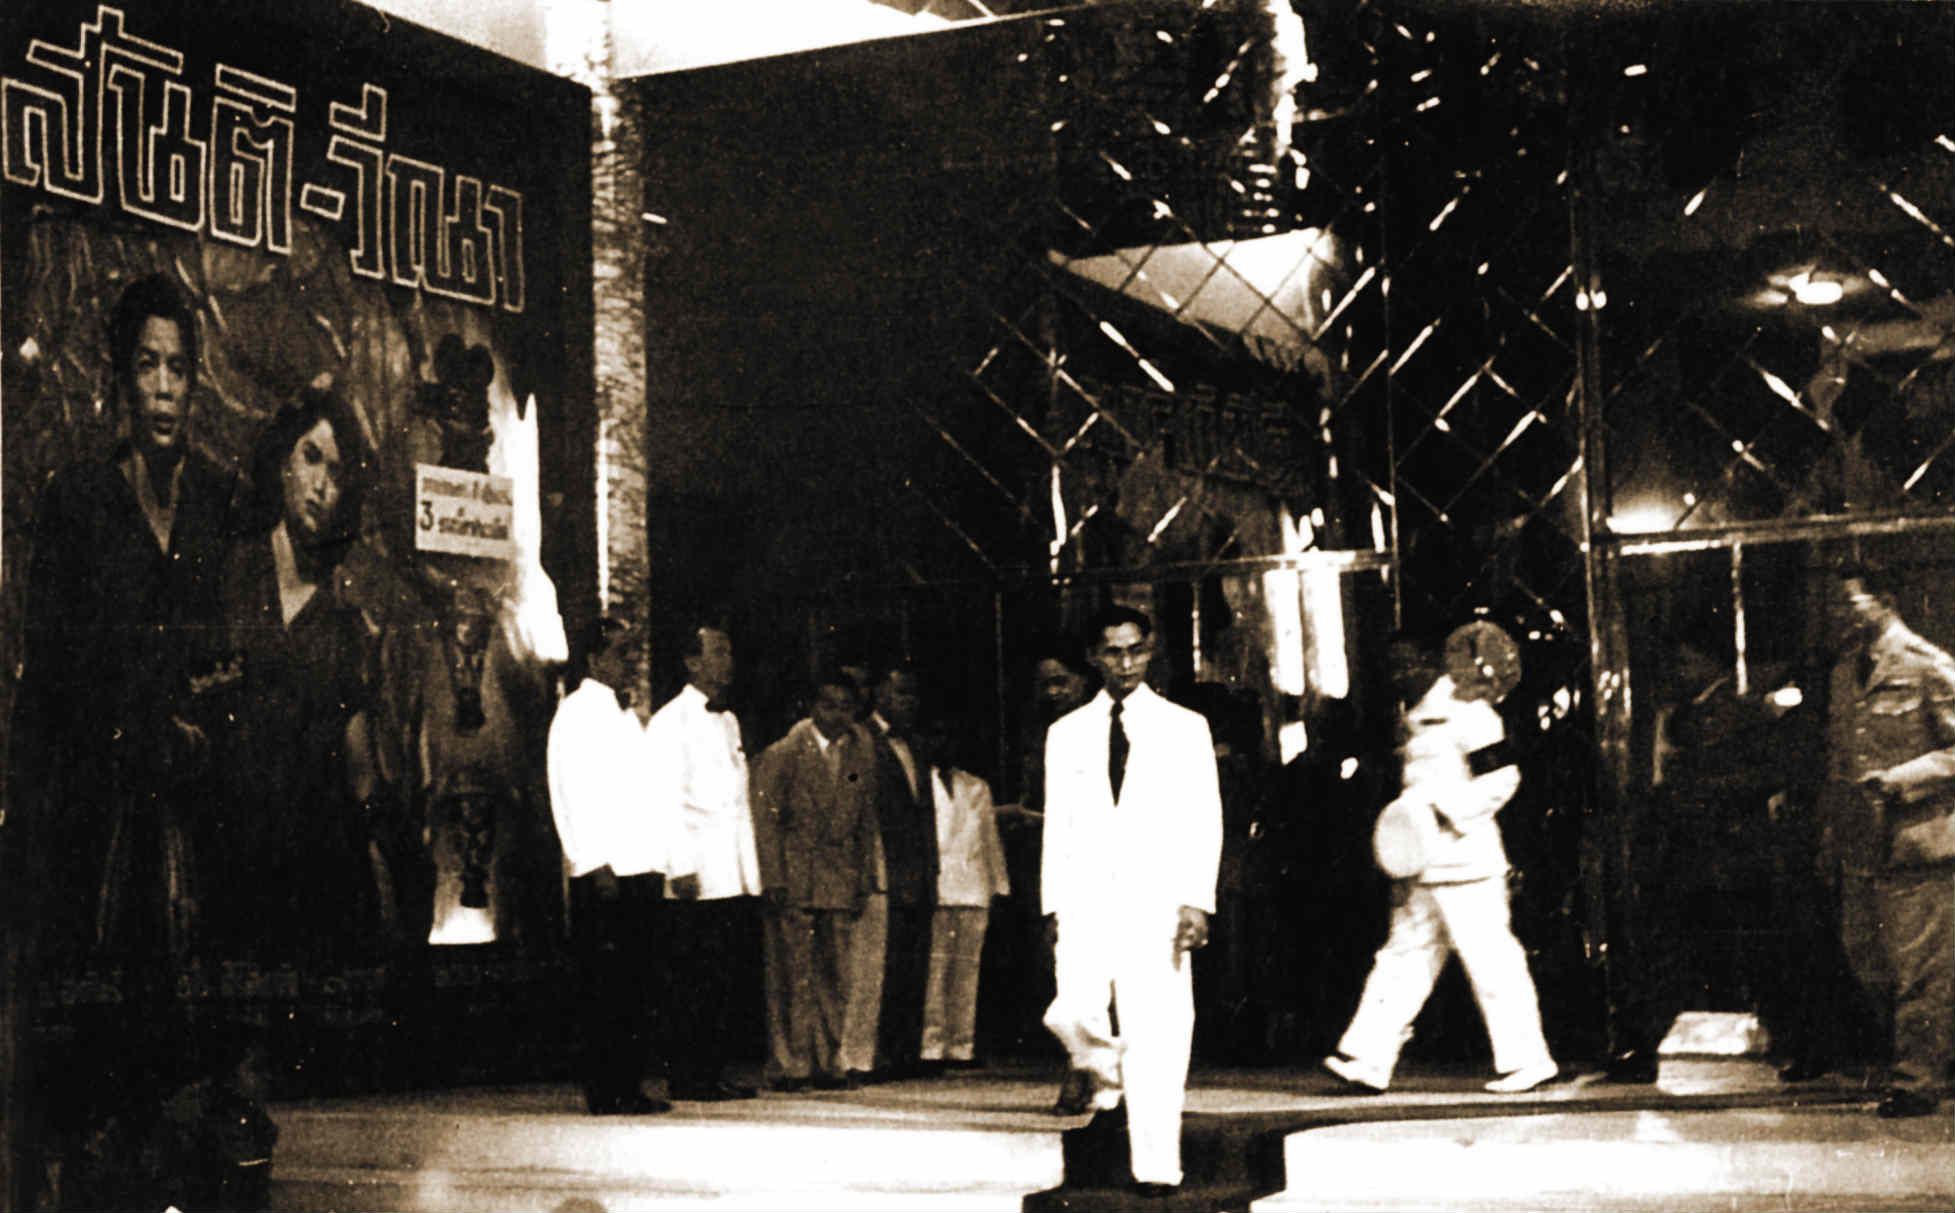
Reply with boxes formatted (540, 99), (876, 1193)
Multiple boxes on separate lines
(1323, 639), (1556, 1095)
(642, 622), (762, 1101)
(918, 720), (1009, 1069)
(751, 672), (882, 1090)
(547, 616), (675, 1115)
(1042, 606), (1222, 1195)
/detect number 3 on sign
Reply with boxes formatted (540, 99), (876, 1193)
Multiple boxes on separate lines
(420, 499), (435, 531)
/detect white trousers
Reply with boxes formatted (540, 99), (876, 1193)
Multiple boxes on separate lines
(922, 906), (990, 1061)
(1043, 908), (1193, 1186)
(1337, 877), (1553, 1080)
(838, 890), (888, 1074)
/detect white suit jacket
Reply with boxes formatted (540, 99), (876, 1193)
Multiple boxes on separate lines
(643, 683), (763, 899)
(1040, 685), (1223, 932)
(931, 766), (1010, 907)
(547, 678), (674, 878)
(1400, 674), (1519, 883)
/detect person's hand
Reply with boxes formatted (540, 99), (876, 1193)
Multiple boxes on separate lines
(592, 866), (620, 901)
(669, 873), (701, 900)
(1042, 913), (1058, 949)
(1860, 772), (1895, 805)
(1173, 906), (1209, 968)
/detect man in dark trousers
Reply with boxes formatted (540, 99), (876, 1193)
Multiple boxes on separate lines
(643, 622), (762, 1101)
(752, 672), (883, 1089)
(870, 663), (939, 1077)
(547, 617), (673, 1115)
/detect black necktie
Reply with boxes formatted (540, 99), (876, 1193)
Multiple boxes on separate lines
(1108, 700), (1128, 802)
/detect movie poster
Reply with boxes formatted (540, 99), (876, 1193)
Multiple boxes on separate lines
(0, 0), (594, 1025)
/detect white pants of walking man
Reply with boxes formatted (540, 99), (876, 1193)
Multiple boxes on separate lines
(1337, 878), (1552, 1085)
(1044, 909), (1194, 1186)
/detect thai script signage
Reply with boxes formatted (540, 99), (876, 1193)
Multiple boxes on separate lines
(3, 5), (527, 312)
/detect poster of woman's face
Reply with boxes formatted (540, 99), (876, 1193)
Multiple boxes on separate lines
(1, 0), (593, 979)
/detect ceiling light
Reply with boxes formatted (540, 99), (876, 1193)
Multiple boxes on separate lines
(1787, 271), (1844, 306)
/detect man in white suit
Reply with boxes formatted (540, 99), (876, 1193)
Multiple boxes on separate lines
(1042, 606), (1222, 1195)
(643, 622), (763, 1102)
(1323, 637), (1557, 1095)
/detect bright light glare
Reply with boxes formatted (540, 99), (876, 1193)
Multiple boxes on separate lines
(1608, 504), (1676, 533)
(1788, 271), (1844, 306)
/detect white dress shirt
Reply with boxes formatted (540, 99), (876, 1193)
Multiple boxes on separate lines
(932, 767), (1010, 906)
(644, 683), (762, 898)
(548, 678), (673, 878)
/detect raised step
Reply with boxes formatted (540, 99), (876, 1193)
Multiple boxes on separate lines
(1254, 1104), (1955, 1212)
(269, 1083), (1064, 1212)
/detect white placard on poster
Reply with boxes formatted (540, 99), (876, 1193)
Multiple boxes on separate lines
(415, 463), (515, 560)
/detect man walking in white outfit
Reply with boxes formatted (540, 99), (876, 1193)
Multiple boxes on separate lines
(1042, 606), (1222, 1195)
(1324, 637), (1557, 1095)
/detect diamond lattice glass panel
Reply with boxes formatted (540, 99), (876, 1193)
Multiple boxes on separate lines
(1594, 3), (1955, 531)
(1365, 9), (1587, 640)
(923, 0), (1387, 578)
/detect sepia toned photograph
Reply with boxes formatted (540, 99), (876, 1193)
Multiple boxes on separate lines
(2, 1), (1951, 1210)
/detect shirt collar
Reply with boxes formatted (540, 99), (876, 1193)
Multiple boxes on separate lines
(1093, 683), (1158, 716)
(573, 677), (630, 715)
(678, 682), (725, 713)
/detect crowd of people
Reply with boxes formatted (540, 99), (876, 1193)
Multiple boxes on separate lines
(546, 619), (1017, 1113)
(8, 277), (1950, 1208)
(547, 575), (1953, 1200)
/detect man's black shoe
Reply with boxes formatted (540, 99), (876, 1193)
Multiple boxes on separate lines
(1777, 1056), (1833, 1083)
(846, 1069), (878, 1087)
(767, 1076), (809, 1093)
(1875, 1088), (1939, 1119)
(589, 1092), (672, 1115)
(1131, 1181), (1180, 1198)
(1051, 1068), (1092, 1115)
(811, 1071), (859, 1091)
(671, 1079), (758, 1102)
(1598, 1050), (1659, 1084)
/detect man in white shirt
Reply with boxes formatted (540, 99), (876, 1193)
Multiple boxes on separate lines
(1042, 607), (1222, 1195)
(547, 616), (674, 1115)
(643, 622), (763, 1101)
(917, 719), (1009, 1069)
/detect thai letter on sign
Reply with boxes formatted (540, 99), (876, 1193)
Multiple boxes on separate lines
(415, 463), (516, 560)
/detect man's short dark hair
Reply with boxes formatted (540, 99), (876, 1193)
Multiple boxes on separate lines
(877, 660), (921, 688)
(1836, 556), (1902, 605)
(812, 664), (858, 699)
(575, 616), (632, 684)
(1085, 605), (1153, 644)
(109, 273), (198, 397)
(678, 619), (730, 660)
